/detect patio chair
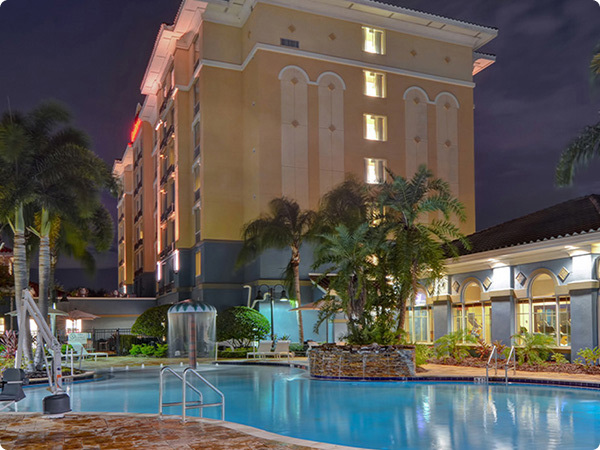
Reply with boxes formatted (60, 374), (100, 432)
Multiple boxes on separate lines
(71, 342), (109, 362)
(274, 340), (295, 361)
(0, 368), (27, 412)
(246, 340), (273, 359)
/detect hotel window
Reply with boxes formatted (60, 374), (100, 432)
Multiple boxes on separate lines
(362, 27), (385, 55)
(365, 158), (386, 184)
(453, 282), (491, 343)
(193, 79), (200, 113)
(364, 71), (386, 98)
(364, 114), (387, 141)
(405, 290), (433, 342)
(516, 273), (570, 347)
(193, 121), (201, 157)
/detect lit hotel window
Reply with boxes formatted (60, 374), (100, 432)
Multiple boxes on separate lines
(364, 71), (386, 98)
(362, 27), (385, 55)
(365, 158), (386, 184)
(364, 114), (387, 141)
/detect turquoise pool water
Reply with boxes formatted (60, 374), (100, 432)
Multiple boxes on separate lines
(14, 365), (600, 450)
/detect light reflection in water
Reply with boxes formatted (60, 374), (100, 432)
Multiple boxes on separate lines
(14, 366), (600, 450)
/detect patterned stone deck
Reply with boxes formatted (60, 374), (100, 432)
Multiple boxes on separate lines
(0, 413), (360, 450)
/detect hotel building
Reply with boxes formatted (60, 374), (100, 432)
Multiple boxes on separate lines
(114, 0), (496, 335)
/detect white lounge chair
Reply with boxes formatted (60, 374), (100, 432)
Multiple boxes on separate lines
(274, 340), (294, 361)
(246, 340), (273, 359)
(71, 342), (109, 362)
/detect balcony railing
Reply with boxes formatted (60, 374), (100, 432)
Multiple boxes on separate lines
(193, 103), (199, 116)
(158, 242), (175, 259)
(195, 231), (201, 244)
(194, 188), (200, 203)
(160, 164), (175, 185)
(134, 239), (144, 250)
(160, 204), (175, 222)
(193, 145), (200, 159)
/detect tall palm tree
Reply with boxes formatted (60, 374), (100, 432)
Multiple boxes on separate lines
(0, 102), (115, 368)
(237, 198), (317, 342)
(379, 165), (468, 330)
(556, 48), (600, 186)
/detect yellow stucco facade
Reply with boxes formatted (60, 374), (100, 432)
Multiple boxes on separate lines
(115, 0), (496, 300)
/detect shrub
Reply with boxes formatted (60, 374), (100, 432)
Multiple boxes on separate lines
(132, 304), (171, 339)
(154, 343), (168, 358)
(475, 338), (492, 360)
(141, 344), (155, 357)
(576, 347), (600, 367)
(216, 306), (270, 348)
(0, 331), (17, 358)
(511, 332), (554, 364)
(129, 344), (143, 356)
(434, 331), (477, 361)
(551, 352), (569, 364)
(217, 348), (251, 359)
(492, 340), (508, 358)
(415, 344), (432, 367)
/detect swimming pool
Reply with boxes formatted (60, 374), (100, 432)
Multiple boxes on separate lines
(14, 365), (600, 450)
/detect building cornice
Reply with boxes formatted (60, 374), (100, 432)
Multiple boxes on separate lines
(445, 231), (600, 275)
(203, 0), (496, 50)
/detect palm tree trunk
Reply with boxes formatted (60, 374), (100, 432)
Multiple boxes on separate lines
(34, 208), (51, 369)
(291, 248), (304, 343)
(13, 205), (31, 367)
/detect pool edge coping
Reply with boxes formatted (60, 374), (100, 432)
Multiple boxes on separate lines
(215, 360), (600, 390)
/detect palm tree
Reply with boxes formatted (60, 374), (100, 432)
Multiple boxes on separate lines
(379, 165), (468, 331)
(0, 102), (115, 368)
(556, 48), (600, 186)
(237, 198), (317, 342)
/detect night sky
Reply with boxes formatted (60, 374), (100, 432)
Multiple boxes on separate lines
(0, 0), (599, 289)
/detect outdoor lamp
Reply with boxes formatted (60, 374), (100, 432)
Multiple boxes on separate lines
(252, 284), (288, 341)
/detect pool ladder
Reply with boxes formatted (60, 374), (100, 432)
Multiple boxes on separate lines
(485, 346), (517, 384)
(158, 366), (225, 422)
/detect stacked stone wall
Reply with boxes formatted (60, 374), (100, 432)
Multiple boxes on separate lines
(309, 344), (416, 379)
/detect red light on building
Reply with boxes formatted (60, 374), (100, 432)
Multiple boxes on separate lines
(130, 117), (142, 144)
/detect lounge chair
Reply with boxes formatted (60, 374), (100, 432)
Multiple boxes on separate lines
(0, 368), (27, 412)
(71, 342), (109, 362)
(246, 340), (273, 359)
(274, 340), (295, 361)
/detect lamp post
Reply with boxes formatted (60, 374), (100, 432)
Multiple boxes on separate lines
(252, 284), (288, 342)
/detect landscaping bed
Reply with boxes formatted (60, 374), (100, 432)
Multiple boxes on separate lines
(426, 356), (600, 375)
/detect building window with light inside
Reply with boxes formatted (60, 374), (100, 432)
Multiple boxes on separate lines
(365, 158), (386, 184)
(362, 26), (385, 55)
(364, 114), (387, 141)
(453, 281), (491, 343)
(516, 273), (570, 347)
(0, 317), (4, 334)
(405, 290), (434, 342)
(364, 71), (386, 98)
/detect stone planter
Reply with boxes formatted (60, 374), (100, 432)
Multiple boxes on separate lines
(309, 343), (416, 379)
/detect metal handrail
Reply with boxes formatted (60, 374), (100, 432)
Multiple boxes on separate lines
(505, 346), (516, 384)
(158, 366), (204, 419)
(485, 345), (498, 382)
(182, 367), (225, 422)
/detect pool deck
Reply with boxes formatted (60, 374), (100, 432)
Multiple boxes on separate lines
(4, 358), (600, 449)
(0, 412), (365, 450)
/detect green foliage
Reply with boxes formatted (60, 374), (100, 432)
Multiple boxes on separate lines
(434, 331), (477, 361)
(128, 343), (168, 358)
(129, 344), (143, 356)
(154, 343), (168, 358)
(576, 347), (600, 367)
(131, 304), (170, 339)
(217, 348), (251, 359)
(117, 334), (138, 355)
(216, 306), (270, 348)
(551, 352), (569, 364)
(512, 332), (555, 364)
(415, 344), (432, 367)
(314, 166), (468, 345)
